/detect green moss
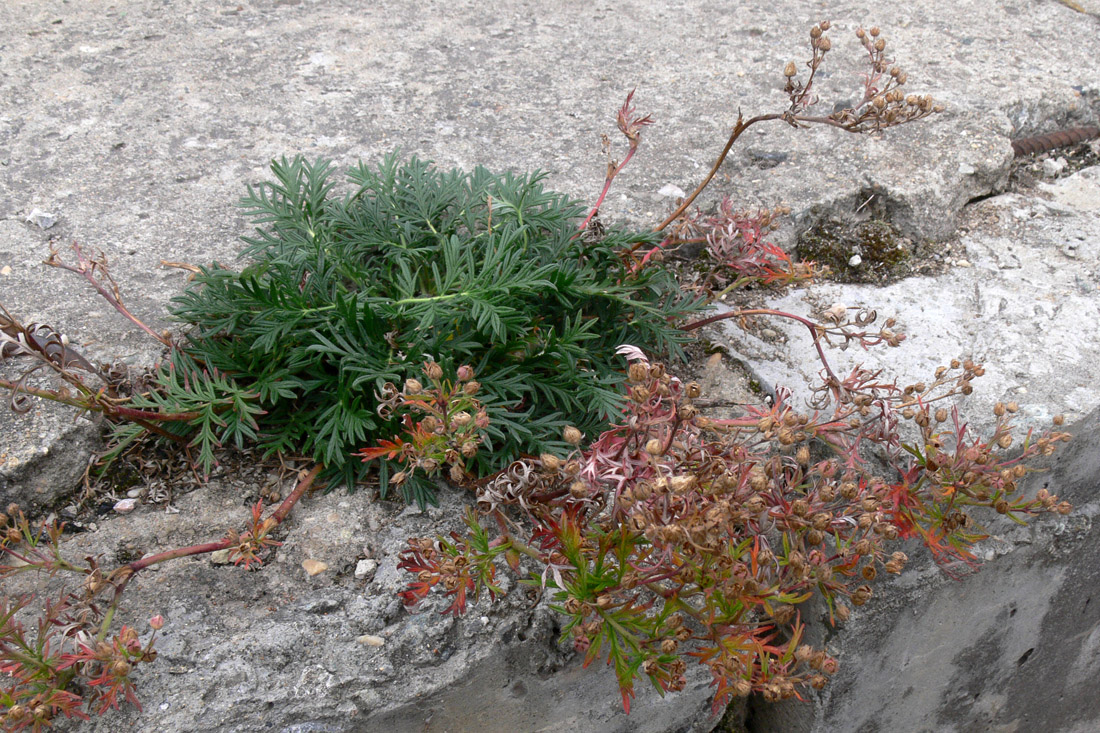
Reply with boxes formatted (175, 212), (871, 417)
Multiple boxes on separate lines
(797, 218), (913, 284)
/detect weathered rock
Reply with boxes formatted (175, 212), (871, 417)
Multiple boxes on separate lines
(20, 479), (722, 733)
(1, 1), (1099, 731)
(746, 404), (1100, 732)
(710, 166), (1100, 440)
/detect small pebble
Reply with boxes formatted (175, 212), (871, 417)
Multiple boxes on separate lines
(113, 498), (137, 514)
(357, 634), (385, 647)
(354, 558), (378, 579)
(1041, 157), (1067, 177)
(127, 488), (143, 499)
(210, 549), (232, 565)
(848, 254), (862, 267)
(0, 265), (11, 276)
(302, 559), (329, 576)
(760, 328), (778, 341)
(657, 183), (686, 199)
(956, 259), (971, 268)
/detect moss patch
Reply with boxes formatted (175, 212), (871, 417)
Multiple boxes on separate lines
(797, 218), (915, 284)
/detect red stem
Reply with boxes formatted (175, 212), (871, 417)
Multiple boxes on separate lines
(575, 144), (639, 238)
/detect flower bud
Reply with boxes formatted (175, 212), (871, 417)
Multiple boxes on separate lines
(456, 364), (474, 382)
(463, 380), (480, 396)
(423, 361), (444, 381)
(540, 453), (562, 471)
(149, 615), (165, 630)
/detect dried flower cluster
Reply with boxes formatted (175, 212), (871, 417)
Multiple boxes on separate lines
(356, 360), (489, 489)
(0, 504), (161, 731)
(394, 332), (1069, 712)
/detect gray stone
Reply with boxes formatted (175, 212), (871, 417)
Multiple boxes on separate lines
(9, 479), (721, 733)
(708, 167), (1100, 441)
(1, 0), (1099, 731)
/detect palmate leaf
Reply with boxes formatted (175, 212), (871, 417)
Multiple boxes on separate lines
(155, 152), (703, 498)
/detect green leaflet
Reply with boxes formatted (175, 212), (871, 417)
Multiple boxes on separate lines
(160, 152), (704, 501)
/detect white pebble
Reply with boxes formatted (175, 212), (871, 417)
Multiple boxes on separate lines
(357, 634), (385, 647)
(848, 254), (862, 267)
(113, 498), (137, 514)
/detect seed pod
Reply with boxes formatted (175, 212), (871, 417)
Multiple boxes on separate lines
(784, 60), (798, 77)
(424, 361), (444, 381)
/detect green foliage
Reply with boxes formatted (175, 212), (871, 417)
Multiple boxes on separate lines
(166, 153), (703, 502)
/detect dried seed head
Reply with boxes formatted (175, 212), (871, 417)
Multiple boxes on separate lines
(935, 408), (949, 423)
(563, 425), (583, 445)
(869, 26), (881, 36)
(861, 565), (877, 581)
(796, 445), (811, 465)
(819, 37), (832, 51)
(744, 495), (766, 513)
(773, 604), (796, 625)
(540, 453), (562, 471)
(874, 38), (886, 51)
(403, 378), (423, 395)
(456, 364), (475, 381)
(661, 638), (678, 654)
(1057, 502), (1073, 515)
(645, 438), (664, 456)
(784, 60), (798, 77)
(628, 362), (649, 383)
(856, 27), (866, 39)
(463, 380), (480, 396)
